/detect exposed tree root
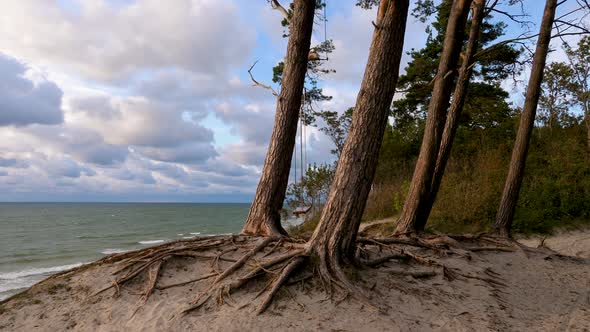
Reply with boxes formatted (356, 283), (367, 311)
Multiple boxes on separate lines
(89, 233), (521, 319)
(211, 237), (274, 285)
(156, 272), (218, 290)
(467, 246), (516, 252)
(362, 252), (408, 267)
(358, 236), (451, 251)
(257, 256), (306, 314)
(179, 244), (305, 315)
(92, 236), (243, 297)
(141, 260), (162, 302)
(375, 232), (520, 256)
(385, 268), (437, 278)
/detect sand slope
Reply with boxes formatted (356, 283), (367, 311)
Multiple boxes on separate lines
(519, 230), (590, 259)
(0, 232), (589, 332)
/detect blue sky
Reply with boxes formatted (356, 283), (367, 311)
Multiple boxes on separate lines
(0, 0), (584, 202)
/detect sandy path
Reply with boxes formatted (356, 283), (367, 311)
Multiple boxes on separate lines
(519, 229), (590, 258)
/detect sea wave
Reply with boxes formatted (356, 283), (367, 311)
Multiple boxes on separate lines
(0, 263), (86, 280)
(0, 262), (86, 296)
(100, 248), (127, 255)
(189, 232), (201, 235)
(138, 239), (165, 245)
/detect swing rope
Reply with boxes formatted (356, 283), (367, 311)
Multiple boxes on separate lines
(295, 0), (328, 210)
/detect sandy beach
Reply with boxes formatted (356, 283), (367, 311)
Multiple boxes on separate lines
(0, 230), (589, 332)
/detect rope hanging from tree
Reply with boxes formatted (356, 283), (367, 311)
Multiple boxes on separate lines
(294, 0), (329, 216)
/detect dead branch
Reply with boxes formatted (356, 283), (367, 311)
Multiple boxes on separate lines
(270, 0), (290, 23)
(248, 61), (279, 97)
(489, 7), (532, 26)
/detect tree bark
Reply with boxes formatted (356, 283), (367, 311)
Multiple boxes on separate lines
(395, 0), (472, 235)
(242, 0), (315, 237)
(493, 0), (557, 238)
(307, 0), (409, 262)
(417, 0), (486, 227)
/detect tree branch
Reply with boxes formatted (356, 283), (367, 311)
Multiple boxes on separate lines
(270, 0), (291, 23)
(483, 0), (500, 18)
(555, 19), (590, 34)
(489, 7), (532, 26)
(248, 60), (279, 97)
(474, 17), (590, 61)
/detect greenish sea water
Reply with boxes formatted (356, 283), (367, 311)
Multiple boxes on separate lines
(0, 203), (255, 300)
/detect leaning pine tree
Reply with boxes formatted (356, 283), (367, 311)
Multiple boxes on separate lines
(242, 0), (315, 237)
(415, 0), (486, 230)
(493, 0), (558, 237)
(304, 0), (409, 279)
(394, 0), (472, 235)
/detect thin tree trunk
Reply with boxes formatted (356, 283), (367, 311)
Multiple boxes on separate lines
(242, 0), (315, 237)
(417, 0), (485, 226)
(493, 0), (557, 238)
(395, 0), (472, 235)
(307, 0), (409, 261)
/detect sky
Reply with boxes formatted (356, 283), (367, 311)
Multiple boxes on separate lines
(0, 0), (584, 202)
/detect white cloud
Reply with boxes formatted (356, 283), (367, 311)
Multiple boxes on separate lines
(0, 1), (434, 201)
(0, 0), (255, 82)
(67, 96), (215, 151)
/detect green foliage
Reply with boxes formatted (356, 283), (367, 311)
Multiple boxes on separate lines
(562, 36), (590, 127)
(288, 214), (320, 237)
(314, 108), (353, 157)
(355, 0), (379, 10)
(285, 163), (334, 212)
(538, 62), (577, 129)
(368, 119), (590, 235)
(286, 1), (590, 237)
(392, 0), (522, 134)
(512, 126), (590, 233)
(462, 83), (515, 129)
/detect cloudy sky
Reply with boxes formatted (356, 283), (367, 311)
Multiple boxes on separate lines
(0, 0), (580, 202)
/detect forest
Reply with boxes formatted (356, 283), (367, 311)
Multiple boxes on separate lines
(286, 0), (590, 237)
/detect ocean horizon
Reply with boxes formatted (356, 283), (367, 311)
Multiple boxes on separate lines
(0, 202), (302, 301)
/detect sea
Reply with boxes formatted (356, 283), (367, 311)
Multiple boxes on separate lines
(0, 203), (301, 301)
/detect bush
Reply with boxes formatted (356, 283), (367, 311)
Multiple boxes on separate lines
(368, 124), (590, 235)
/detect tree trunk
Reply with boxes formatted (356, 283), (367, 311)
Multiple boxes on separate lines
(307, 0), (409, 262)
(395, 0), (472, 235)
(493, 0), (557, 237)
(242, 0), (315, 237)
(417, 0), (485, 227)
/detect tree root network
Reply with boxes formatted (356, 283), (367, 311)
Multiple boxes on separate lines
(90, 232), (523, 318)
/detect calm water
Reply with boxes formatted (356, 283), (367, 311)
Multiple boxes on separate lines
(0, 203), (256, 300)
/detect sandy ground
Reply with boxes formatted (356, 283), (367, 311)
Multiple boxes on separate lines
(518, 229), (590, 259)
(0, 232), (589, 332)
